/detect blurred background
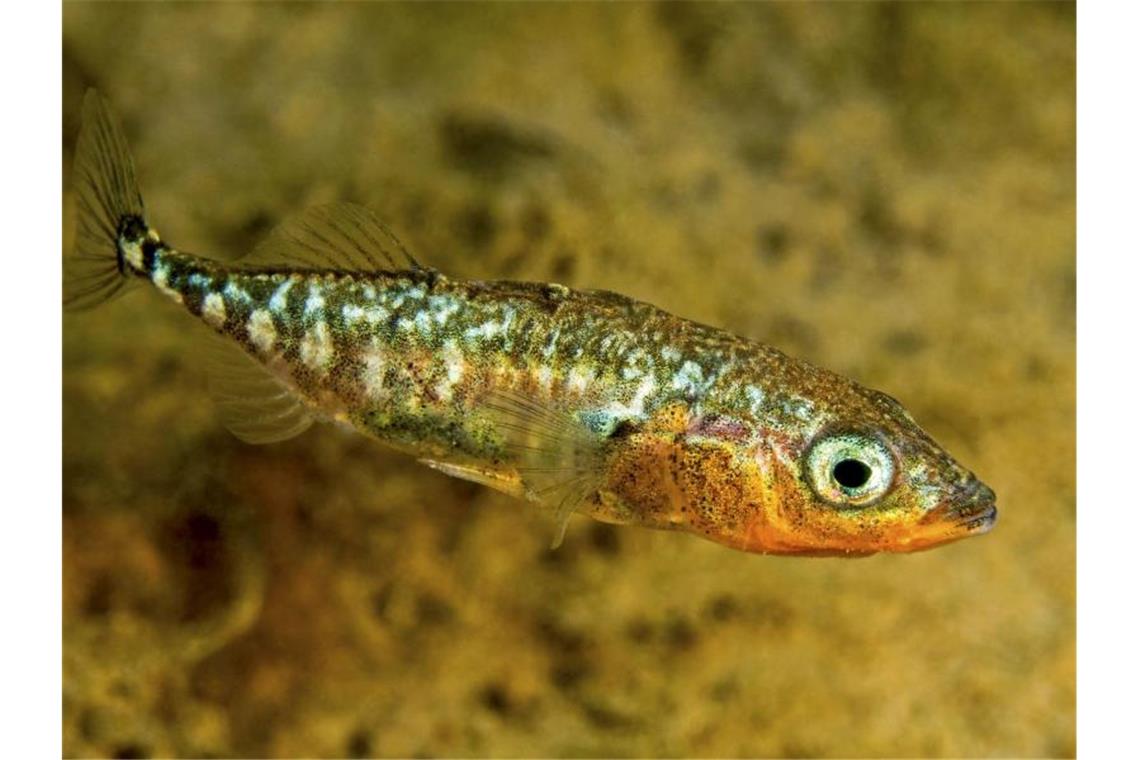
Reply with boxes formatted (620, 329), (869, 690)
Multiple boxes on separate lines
(62, 3), (1074, 757)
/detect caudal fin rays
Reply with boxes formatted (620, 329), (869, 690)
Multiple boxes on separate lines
(65, 89), (148, 310)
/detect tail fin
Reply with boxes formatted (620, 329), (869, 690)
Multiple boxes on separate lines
(64, 90), (148, 310)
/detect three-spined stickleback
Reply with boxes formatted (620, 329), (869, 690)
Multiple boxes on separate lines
(65, 91), (996, 556)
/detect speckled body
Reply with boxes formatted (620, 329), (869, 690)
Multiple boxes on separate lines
(70, 90), (996, 556)
(135, 241), (994, 555)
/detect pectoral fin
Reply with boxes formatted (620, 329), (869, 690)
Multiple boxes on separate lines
(480, 389), (616, 547)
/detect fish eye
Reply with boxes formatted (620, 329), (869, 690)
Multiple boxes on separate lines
(805, 432), (895, 508)
(832, 458), (871, 489)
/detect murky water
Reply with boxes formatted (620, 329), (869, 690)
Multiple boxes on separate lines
(63, 3), (1074, 757)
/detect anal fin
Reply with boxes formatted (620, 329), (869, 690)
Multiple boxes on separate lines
(202, 332), (315, 444)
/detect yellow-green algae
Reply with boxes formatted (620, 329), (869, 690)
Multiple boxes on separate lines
(63, 2), (1074, 757)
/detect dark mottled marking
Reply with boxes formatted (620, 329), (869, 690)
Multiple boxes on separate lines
(549, 659), (590, 691)
(535, 616), (587, 656)
(580, 701), (638, 731)
(859, 183), (902, 249)
(111, 743), (149, 760)
(477, 683), (512, 716)
(114, 214), (148, 273)
(116, 214), (148, 243)
(439, 110), (556, 178)
(77, 707), (100, 740)
(625, 616), (653, 643)
(415, 592), (454, 626)
(882, 329), (927, 357)
(757, 223), (790, 263)
(346, 728), (373, 757)
(705, 594), (739, 622)
(163, 511), (232, 623)
(140, 238), (159, 272)
(83, 574), (114, 617)
(709, 676), (740, 702)
(655, 1), (724, 74)
(454, 202), (498, 248)
(521, 204), (552, 242)
(371, 583), (393, 620)
(587, 523), (621, 556)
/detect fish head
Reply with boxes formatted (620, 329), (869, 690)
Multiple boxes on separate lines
(592, 376), (995, 557)
(731, 383), (997, 556)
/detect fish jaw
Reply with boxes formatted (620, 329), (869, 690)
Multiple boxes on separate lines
(908, 481), (999, 548)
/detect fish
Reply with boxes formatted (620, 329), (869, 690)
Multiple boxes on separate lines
(64, 90), (996, 557)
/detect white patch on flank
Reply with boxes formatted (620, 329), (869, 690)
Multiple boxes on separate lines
(427, 295), (460, 326)
(434, 340), (466, 402)
(224, 281), (252, 304)
(248, 309), (277, 354)
(304, 286), (326, 319)
(342, 303), (366, 325)
(120, 239), (144, 270)
(361, 339), (388, 399)
(567, 365), (594, 394)
(541, 327), (561, 358)
(621, 365), (643, 381)
(745, 385), (766, 416)
(414, 309), (434, 335)
(152, 263), (182, 304)
(671, 360), (706, 396)
(300, 321), (334, 371)
(535, 365), (554, 390)
(269, 278), (295, 313)
(202, 293), (227, 329)
(604, 376), (657, 419)
(661, 346), (682, 363)
(784, 397), (814, 422)
(464, 320), (503, 342)
(364, 305), (390, 325)
(630, 376), (657, 415)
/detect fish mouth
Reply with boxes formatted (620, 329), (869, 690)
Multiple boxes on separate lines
(956, 501), (998, 534)
(922, 482), (998, 536)
(949, 482), (998, 534)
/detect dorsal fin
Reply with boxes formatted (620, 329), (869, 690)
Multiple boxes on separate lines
(246, 202), (422, 272)
(480, 390), (612, 548)
(201, 331), (315, 444)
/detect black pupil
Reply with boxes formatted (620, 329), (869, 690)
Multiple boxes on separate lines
(833, 459), (872, 489)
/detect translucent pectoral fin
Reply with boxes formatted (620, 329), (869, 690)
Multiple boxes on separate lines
(202, 333), (314, 444)
(481, 389), (613, 548)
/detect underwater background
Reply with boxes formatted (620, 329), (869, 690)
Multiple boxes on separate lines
(62, 3), (1074, 757)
